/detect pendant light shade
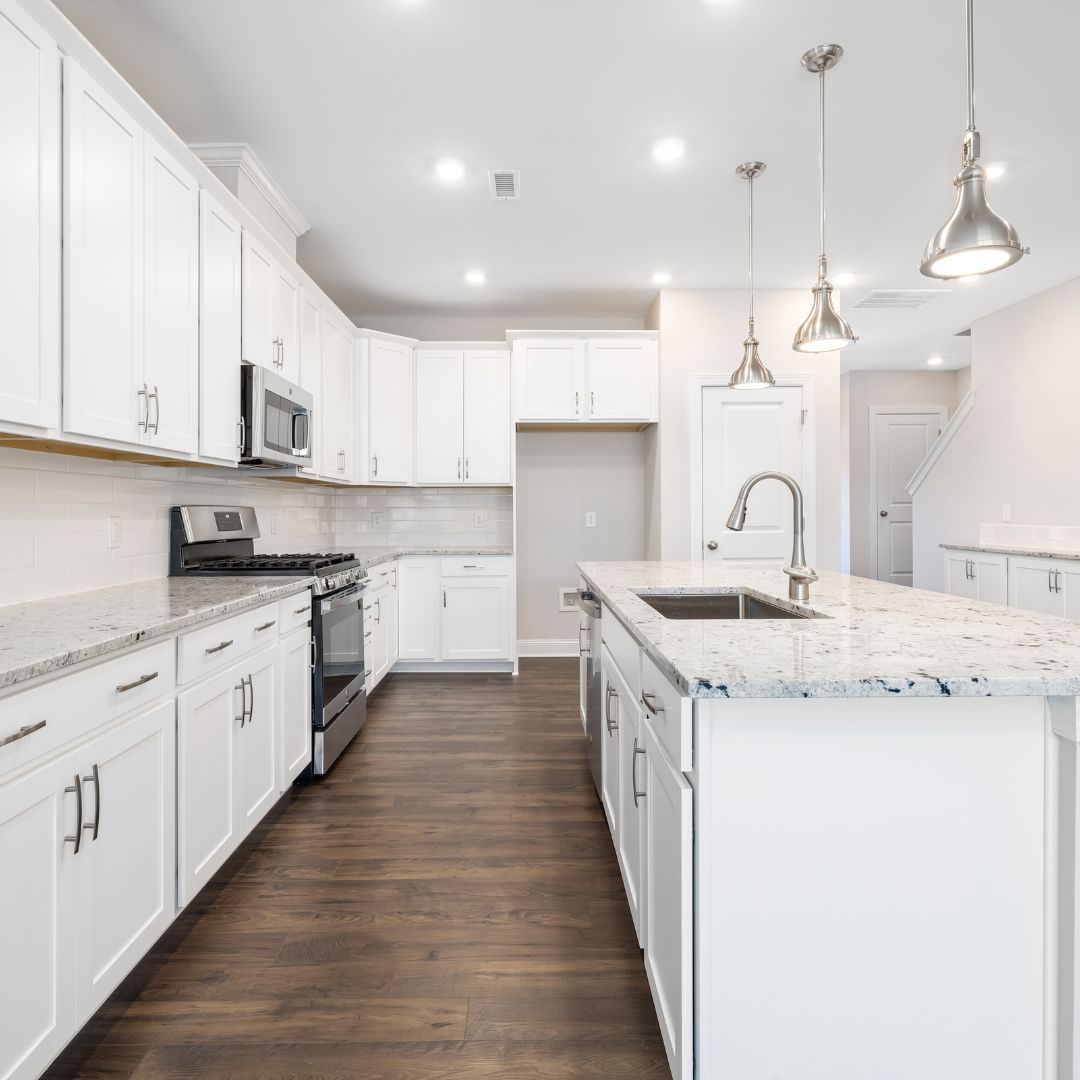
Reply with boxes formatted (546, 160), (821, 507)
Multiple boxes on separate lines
(729, 161), (774, 390)
(793, 44), (856, 354)
(920, 0), (1026, 279)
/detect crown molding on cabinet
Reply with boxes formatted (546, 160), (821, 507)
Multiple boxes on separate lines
(505, 329), (659, 341)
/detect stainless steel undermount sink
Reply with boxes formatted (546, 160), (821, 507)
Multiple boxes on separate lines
(636, 590), (819, 620)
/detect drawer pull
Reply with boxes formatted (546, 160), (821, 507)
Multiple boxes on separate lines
(641, 691), (664, 716)
(116, 671), (159, 694)
(462, 564), (481, 569)
(205, 640), (234, 656)
(0, 719), (46, 749)
(64, 773), (83, 854)
(293, 605), (310, 615)
(632, 740), (647, 807)
(255, 620), (277, 632)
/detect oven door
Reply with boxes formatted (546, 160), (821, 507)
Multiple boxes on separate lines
(314, 584), (366, 729)
(241, 363), (314, 468)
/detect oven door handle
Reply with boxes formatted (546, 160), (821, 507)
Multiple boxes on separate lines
(319, 585), (366, 612)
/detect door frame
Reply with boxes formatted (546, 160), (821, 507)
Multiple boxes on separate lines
(689, 374), (817, 563)
(867, 405), (947, 581)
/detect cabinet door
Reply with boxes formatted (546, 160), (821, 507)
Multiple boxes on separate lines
(298, 288), (322, 477)
(322, 317), (356, 481)
(0, 753), (76, 1080)
(369, 587), (392, 686)
(586, 338), (658, 422)
(241, 231), (275, 371)
(600, 657), (620, 839)
(0, 0), (60, 429)
(641, 720), (693, 1080)
(463, 350), (512, 484)
(279, 627), (313, 789)
(1008, 557), (1064, 617)
(143, 136), (199, 454)
(415, 350), (464, 484)
(369, 338), (414, 482)
(272, 263), (300, 383)
(615, 675), (644, 944)
(198, 191), (242, 464)
(973, 554), (1008, 606)
(75, 699), (176, 1021)
(441, 578), (511, 661)
(398, 558), (440, 660)
(63, 59), (144, 445)
(176, 663), (244, 907)
(238, 646), (279, 834)
(513, 339), (586, 421)
(387, 565), (400, 667)
(943, 553), (978, 600)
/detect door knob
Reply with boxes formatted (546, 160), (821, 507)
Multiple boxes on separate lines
(879, 510), (888, 517)
(706, 540), (719, 551)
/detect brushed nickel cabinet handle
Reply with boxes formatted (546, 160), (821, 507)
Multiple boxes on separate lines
(0, 719), (46, 748)
(372, 454), (378, 478)
(641, 691), (664, 716)
(255, 620), (276, 632)
(236, 680), (246, 727)
(247, 674), (255, 724)
(309, 638), (317, 672)
(137, 383), (149, 433)
(465, 457), (469, 479)
(632, 740), (647, 808)
(605, 683), (618, 733)
(574, 391), (580, 416)
(1056, 569), (1063, 594)
(457, 457), (462, 480)
(1049, 570), (1055, 594)
(590, 390), (595, 414)
(236, 417), (245, 454)
(64, 774), (83, 853)
(116, 671), (159, 694)
(149, 386), (160, 435)
(205, 640), (234, 656)
(293, 605), (310, 615)
(443, 588), (447, 608)
(83, 764), (101, 841)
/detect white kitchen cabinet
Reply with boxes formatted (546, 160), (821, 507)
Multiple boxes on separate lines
(600, 651), (620, 836)
(74, 698), (176, 1020)
(943, 551), (1008, 605)
(63, 58), (144, 445)
(641, 718), (693, 1080)
(615, 669), (645, 944)
(1009, 555), (1065, 617)
(398, 558), (441, 660)
(441, 576), (512, 661)
(272, 263), (300, 383)
(298, 288), (323, 478)
(463, 350), (512, 483)
(143, 135), (199, 454)
(0, 752), (74, 1080)
(369, 337), (414, 483)
(943, 552), (977, 600)
(388, 562), (400, 668)
(0, 0), (60, 429)
(279, 626), (313, 788)
(238, 645), (279, 835)
(198, 191), (242, 464)
(366, 584), (392, 687)
(514, 338), (586, 421)
(321, 314), (356, 481)
(241, 230), (275, 371)
(586, 337), (658, 422)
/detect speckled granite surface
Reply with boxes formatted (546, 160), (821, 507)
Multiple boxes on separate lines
(354, 547), (513, 570)
(0, 577), (313, 693)
(578, 560), (1080, 699)
(941, 543), (1080, 562)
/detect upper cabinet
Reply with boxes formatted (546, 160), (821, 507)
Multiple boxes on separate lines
(415, 349), (511, 485)
(298, 287), (323, 478)
(321, 314), (357, 482)
(0, 0), (60, 429)
(512, 333), (659, 426)
(241, 232), (298, 383)
(367, 336), (414, 484)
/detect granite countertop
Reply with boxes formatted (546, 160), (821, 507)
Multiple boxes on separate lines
(578, 560), (1080, 699)
(0, 576), (313, 694)
(355, 547), (513, 569)
(941, 543), (1080, 562)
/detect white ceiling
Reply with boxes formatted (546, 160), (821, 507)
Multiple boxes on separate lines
(55, 0), (1079, 371)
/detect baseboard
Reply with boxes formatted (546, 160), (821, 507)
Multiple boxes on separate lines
(391, 661), (515, 674)
(517, 638), (578, 658)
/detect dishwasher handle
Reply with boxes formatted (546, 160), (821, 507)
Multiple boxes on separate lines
(575, 590), (602, 619)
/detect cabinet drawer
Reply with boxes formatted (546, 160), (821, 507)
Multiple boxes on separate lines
(440, 557), (509, 577)
(177, 602), (279, 685)
(639, 651), (692, 773)
(0, 639), (176, 779)
(278, 589), (312, 636)
(601, 604), (640, 700)
(369, 560), (396, 586)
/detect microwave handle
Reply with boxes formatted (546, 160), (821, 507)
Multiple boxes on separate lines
(293, 411), (310, 454)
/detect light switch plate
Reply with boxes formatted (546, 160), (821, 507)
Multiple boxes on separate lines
(474, 511), (486, 527)
(585, 511), (597, 528)
(372, 512), (384, 529)
(107, 516), (121, 551)
(1002, 504), (1012, 522)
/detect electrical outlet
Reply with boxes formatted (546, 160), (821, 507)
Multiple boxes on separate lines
(270, 513), (279, 535)
(473, 510), (486, 528)
(1002, 504), (1012, 522)
(371, 511), (384, 529)
(107, 516), (121, 551)
(585, 511), (597, 528)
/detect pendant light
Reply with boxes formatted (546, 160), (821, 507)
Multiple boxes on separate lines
(920, 0), (1026, 278)
(793, 44), (856, 354)
(729, 162), (774, 390)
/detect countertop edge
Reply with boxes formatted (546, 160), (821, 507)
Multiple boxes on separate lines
(940, 543), (1080, 562)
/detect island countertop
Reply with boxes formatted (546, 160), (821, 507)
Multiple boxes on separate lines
(577, 560), (1080, 699)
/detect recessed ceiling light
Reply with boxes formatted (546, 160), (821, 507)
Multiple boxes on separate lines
(652, 270), (672, 285)
(434, 158), (466, 184)
(464, 269), (486, 286)
(651, 137), (686, 165)
(927, 355), (944, 366)
(984, 162), (1007, 180)
(832, 272), (856, 288)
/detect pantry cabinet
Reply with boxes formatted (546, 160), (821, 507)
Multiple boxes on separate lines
(0, 0), (60, 429)
(368, 336), (414, 483)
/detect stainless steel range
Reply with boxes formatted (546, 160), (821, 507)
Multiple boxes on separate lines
(169, 505), (369, 776)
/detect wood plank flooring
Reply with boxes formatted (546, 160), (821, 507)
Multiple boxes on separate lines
(47, 658), (669, 1079)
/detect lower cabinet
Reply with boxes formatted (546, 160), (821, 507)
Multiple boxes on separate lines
(398, 558), (441, 660)
(600, 651), (620, 835)
(943, 551), (1007, 604)
(1007, 554), (1080, 618)
(279, 626), (313, 790)
(366, 582), (395, 687)
(238, 646), (279, 834)
(441, 576), (511, 660)
(615, 677), (645, 944)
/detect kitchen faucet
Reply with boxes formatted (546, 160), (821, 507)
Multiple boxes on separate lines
(725, 471), (818, 602)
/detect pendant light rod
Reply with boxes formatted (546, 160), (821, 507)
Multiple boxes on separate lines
(747, 163), (755, 330)
(966, 0), (975, 134)
(818, 63), (826, 271)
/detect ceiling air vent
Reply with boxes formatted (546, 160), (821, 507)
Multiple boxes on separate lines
(488, 169), (521, 200)
(852, 289), (951, 310)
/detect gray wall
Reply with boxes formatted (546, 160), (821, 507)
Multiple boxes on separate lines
(515, 431), (646, 646)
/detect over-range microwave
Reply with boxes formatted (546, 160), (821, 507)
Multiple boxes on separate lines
(240, 363), (313, 469)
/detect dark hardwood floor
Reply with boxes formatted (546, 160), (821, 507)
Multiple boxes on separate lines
(47, 658), (669, 1079)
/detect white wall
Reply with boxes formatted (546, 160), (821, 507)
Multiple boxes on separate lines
(649, 289), (843, 570)
(914, 277), (1080, 592)
(845, 370), (961, 579)
(355, 314), (644, 342)
(515, 432), (645, 649)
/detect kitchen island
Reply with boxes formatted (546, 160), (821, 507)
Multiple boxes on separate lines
(577, 560), (1080, 1080)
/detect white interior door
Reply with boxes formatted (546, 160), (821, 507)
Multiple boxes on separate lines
(872, 410), (943, 586)
(700, 385), (804, 562)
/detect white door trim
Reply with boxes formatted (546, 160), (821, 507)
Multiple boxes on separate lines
(689, 374), (817, 563)
(867, 404), (948, 581)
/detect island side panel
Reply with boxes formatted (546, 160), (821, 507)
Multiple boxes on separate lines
(694, 694), (1047, 1080)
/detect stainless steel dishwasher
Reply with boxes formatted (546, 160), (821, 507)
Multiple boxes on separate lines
(576, 588), (603, 795)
